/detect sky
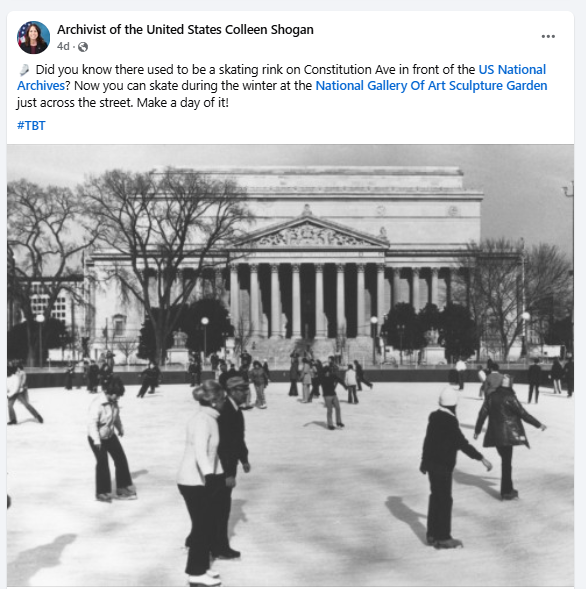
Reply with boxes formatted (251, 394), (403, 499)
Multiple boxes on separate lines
(7, 144), (574, 257)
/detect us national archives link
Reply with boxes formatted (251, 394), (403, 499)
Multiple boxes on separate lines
(85, 167), (480, 360)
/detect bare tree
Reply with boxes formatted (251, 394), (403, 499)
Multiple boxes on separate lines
(457, 239), (572, 360)
(115, 337), (139, 365)
(8, 181), (102, 366)
(80, 168), (253, 365)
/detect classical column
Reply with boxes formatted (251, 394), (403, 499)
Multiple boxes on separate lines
(412, 267), (421, 311)
(270, 264), (281, 338)
(392, 267), (401, 307)
(336, 263), (346, 333)
(315, 264), (325, 338)
(445, 268), (452, 304)
(377, 264), (386, 325)
(250, 264), (259, 337)
(431, 267), (439, 306)
(357, 264), (366, 335)
(292, 264), (301, 338)
(230, 264), (240, 327)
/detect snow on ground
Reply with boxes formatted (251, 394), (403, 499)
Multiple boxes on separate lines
(6, 381), (574, 587)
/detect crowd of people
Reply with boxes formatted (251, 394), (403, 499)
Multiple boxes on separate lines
(7, 348), (572, 584)
(472, 356), (574, 403)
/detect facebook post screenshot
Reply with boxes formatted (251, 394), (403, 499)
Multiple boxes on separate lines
(2, 4), (579, 589)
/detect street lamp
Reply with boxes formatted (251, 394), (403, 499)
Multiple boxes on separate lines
(521, 311), (530, 359)
(201, 317), (209, 363)
(398, 323), (405, 366)
(370, 316), (378, 366)
(35, 314), (45, 367)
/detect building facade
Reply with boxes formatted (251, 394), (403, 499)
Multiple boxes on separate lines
(87, 166), (482, 357)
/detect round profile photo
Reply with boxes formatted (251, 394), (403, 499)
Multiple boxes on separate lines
(18, 22), (50, 55)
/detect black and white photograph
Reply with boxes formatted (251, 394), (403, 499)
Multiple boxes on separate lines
(6, 144), (574, 587)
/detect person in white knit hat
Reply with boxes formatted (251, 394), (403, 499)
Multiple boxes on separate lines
(420, 384), (492, 549)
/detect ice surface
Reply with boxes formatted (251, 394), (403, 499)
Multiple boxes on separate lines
(6, 382), (574, 587)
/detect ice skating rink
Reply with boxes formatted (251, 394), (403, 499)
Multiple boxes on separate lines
(6, 381), (574, 587)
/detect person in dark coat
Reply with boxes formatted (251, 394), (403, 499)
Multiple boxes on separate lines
(564, 357), (574, 398)
(321, 366), (346, 430)
(188, 357), (202, 387)
(421, 385), (492, 549)
(353, 360), (373, 391)
(474, 374), (546, 500)
(527, 358), (542, 404)
(288, 357), (300, 396)
(240, 350), (252, 370)
(550, 357), (564, 394)
(87, 360), (100, 393)
(65, 363), (75, 390)
(99, 361), (114, 392)
(217, 363), (229, 391)
(137, 361), (160, 398)
(309, 361), (321, 400)
(213, 376), (251, 560)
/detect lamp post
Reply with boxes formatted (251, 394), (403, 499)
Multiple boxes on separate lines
(520, 238), (528, 359)
(521, 311), (530, 359)
(201, 317), (209, 364)
(35, 314), (45, 367)
(398, 323), (405, 366)
(370, 316), (378, 366)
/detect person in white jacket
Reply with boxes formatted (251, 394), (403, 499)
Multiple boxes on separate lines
(345, 364), (359, 404)
(87, 376), (135, 502)
(7, 364), (43, 425)
(177, 380), (227, 588)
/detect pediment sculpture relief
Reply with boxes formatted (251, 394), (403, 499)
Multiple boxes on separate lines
(256, 222), (373, 247)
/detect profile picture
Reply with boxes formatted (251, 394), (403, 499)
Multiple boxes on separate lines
(18, 21), (50, 55)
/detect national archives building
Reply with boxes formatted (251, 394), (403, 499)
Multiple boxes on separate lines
(87, 166), (482, 354)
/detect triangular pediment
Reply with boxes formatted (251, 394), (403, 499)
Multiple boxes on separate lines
(236, 209), (389, 249)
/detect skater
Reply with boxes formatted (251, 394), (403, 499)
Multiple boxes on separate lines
(239, 349), (252, 370)
(189, 356), (202, 387)
(99, 360), (113, 392)
(527, 358), (542, 403)
(309, 361), (321, 400)
(7, 365), (43, 425)
(249, 360), (268, 409)
(455, 358), (467, 390)
(300, 358), (313, 403)
(564, 356), (574, 398)
(345, 364), (358, 404)
(288, 357), (300, 397)
(238, 362), (254, 410)
(87, 376), (136, 502)
(87, 360), (100, 393)
(214, 377), (251, 560)
(217, 363), (229, 391)
(477, 365), (487, 398)
(474, 374), (546, 500)
(420, 385), (492, 549)
(177, 380), (226, 587)
(354, 360), (373, 391)
(321, 366), (345, 430)
(484, 362), (503, 397)
(262, 359), (271, 383)
(65, 363), (75, 390)
(137, 361), (160, 398)
(550, 357), (564, 394)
